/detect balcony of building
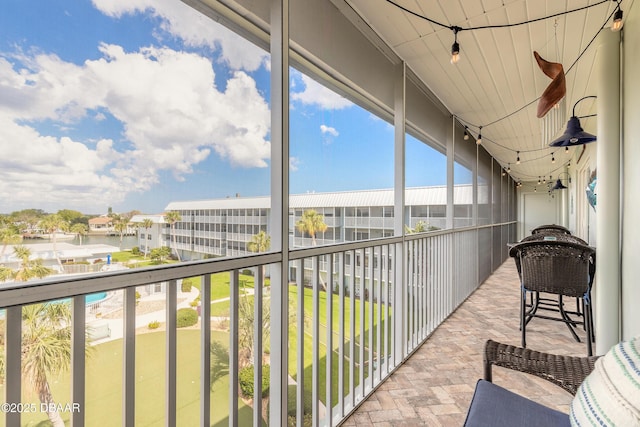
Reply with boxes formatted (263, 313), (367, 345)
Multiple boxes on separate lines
(341, 256), (589, 427)
(1, 224), (525, 427)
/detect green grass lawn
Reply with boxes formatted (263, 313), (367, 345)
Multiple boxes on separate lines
(287, 284), (393, 409)
(0, 330), (259, 427)
(0, 280), (392, 426)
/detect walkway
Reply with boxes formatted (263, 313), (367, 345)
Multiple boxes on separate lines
(341, 259), (591, 426)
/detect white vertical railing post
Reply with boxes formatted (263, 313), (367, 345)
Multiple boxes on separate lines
(229, 271), (239, 427)
(338, 252), (345, 418)
(253, 267), (263, 427)
(72, 296), (86, 427)
(123, 287), (136, 427)
(5, 306), (22, 427)
(200, 274), (211, 426)
(166, 279), (177, 427)
(393, 60), (406, 366)
(326, 254), (334, 426)
(296, 260), (304, 427)
(269, 0), (290, 425)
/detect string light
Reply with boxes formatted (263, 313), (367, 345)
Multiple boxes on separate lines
(507, 163), (511, 173)
(463, 126), (469, 140)
(538, 177), (541, 185)
(612, 4), (623, 31)
(516, 151), (520, 164)
(565, 146), (569, 154)
(388, 0), (617, 174)
(451, 27), (461, 64)
(552, 154), (556, 163)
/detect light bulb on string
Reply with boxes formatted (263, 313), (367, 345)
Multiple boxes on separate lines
(450, 27), (461, 64)
(612, 6), (623, 31)
(476, 126), (482, 145)
(516, 151), (520, 165)
(463, 126), (469, 140)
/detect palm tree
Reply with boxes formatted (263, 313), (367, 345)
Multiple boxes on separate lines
(70, 223), (88, 245)
(404, 220), (427, 234)
(21, 303), (72, 427)
(247, 230), (271, 254)
(295, 209), (328, 246)
(110, 213), (132, 251)
(0, 265), (13, 282)
(11, 245), (55, 282)
(296, 209), (328, 289)
(247, 229), (271, 292)
(164, 211), (182, 262)
(140, 218), (154, 258)
(0, 225), (22, 258)
(38, 214), (69, 268)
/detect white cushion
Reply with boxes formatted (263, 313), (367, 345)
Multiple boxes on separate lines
(570, 336), (640, 426)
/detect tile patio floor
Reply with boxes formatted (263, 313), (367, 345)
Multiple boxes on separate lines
(340, 258), (592, 426)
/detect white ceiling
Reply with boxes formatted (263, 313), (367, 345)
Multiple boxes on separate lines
(339, 0), (631, 182)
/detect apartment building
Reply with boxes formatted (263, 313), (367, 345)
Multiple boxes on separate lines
(163, 184), (482, 261)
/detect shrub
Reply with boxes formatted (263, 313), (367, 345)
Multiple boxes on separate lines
(176, 308), (198, 328)
(189, 300), (199, 308)
(287, 414), (312, 427)
(181, 278), (195, 293)
(148, 320), (160, 329)
(131, 246), (141, 255)
(239, 364), (270, 399)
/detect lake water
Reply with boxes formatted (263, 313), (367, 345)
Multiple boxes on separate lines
(24, 234), (139, 250)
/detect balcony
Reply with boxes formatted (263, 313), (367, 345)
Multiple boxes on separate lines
(0, 223), (557, 427)
(341, 259), (588, 426)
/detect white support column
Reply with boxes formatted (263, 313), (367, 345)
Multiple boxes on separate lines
(269, 0), (290, 425)
(622, 4), (640, 340)
(595, 29), (621, 355)
(446, 123), (454, 230)
(560, 166), (569, 228)
(393, 61), (406, 364)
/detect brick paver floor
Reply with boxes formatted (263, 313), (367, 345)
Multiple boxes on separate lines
(341, 259), (591, 426)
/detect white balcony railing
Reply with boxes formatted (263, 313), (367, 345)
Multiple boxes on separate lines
(0, 223), (513, 427)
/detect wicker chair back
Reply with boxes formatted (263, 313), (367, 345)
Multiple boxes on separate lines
(509, 240), (594, 298)
(531, 224), (571, 235)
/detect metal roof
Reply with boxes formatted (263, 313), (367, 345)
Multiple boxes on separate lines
(165, 185), (475, 211)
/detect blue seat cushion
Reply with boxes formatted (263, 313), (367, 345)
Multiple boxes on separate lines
(464, 379), (570, 427)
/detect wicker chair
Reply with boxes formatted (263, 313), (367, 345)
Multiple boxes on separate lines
(531, 224), (571, 235)
(509, 240), (596, 356)
(464, 339), (600, 427)
(517, 233), (595, 339)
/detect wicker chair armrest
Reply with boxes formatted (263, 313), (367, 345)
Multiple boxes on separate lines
(483, 339), (599, 396)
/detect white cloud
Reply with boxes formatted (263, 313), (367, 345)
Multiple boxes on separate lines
(0, 43), (270, 210)
(289, 156), (301, 172)
(291, 73), (353, 110)
(91, 0), (268, 72)
(320, 125), (339, 137)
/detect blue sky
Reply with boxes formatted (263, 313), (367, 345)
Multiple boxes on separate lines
(0, 0), (449, 215)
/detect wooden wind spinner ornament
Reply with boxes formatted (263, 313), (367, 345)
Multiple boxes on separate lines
(534, 51), (566, 118)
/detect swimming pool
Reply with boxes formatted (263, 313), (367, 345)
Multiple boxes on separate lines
(85, 292), (108, 304)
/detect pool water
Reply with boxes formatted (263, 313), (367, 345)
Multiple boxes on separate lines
(86, 292), (108, 304)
